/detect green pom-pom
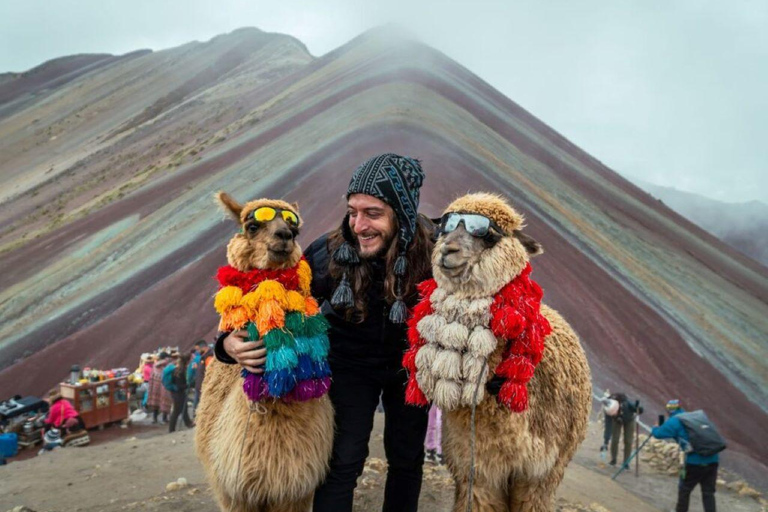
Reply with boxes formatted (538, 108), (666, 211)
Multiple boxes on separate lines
(247, 322), (259, 341)
(284, 311), (307, 337)
(304, 314), (330, 337)
(264, 328), (295, 351)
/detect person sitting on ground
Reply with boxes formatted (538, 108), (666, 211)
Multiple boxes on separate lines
(608, 392), (642, 466)
(652, 399), (721, 512)
(43, 389), (85, 435)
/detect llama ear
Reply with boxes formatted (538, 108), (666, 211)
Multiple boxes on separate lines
(513, 230), (543, 256)
(216, 192), (243, 222)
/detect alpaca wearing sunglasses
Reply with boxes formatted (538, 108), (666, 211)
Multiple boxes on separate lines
(403, 193), (591, 512)
(195, 192), (334, 512)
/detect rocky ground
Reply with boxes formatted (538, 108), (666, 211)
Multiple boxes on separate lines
(1, 414), (764, 512)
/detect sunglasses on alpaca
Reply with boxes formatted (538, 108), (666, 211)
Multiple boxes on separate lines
(248, 207), (300, 226)
(438, 213), (507, 237)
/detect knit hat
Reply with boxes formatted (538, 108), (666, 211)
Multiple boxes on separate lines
(331, 153), (425, 323)
(666, 399), (681, 412)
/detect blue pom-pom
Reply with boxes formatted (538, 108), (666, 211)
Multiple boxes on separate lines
(312, 359), (332, 378)
(266, 368), (296, 397)
(296, 354), (315, 380)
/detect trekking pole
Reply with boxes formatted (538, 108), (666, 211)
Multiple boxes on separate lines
(612, 435), (651, 480)
(635, 416), (640, 477)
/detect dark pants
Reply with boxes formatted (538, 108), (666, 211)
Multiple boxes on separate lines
(313, 363), (429, 512)
(610, 417), (635, 464)
(677, 463), (717, 512)
(169, 390), (193, 432)
(602, 413), (612, 447)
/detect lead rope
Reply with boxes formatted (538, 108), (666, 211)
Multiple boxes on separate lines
(465, 359), (488, 512)
(231, 401), (267, 512)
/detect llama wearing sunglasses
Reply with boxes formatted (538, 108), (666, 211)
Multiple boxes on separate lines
(404, 193), (591, 511)
(195, 193), (334, 512)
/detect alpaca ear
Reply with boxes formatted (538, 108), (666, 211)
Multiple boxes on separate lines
(514, 230), (543, 256)
(216, 192), (243, 222)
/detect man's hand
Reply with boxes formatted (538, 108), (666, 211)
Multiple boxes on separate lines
(223, 330), (266, 373)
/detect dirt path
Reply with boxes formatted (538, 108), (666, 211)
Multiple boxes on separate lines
(1, 416), (763, 512)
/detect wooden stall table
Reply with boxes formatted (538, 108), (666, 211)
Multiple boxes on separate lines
(59, 377), (129, 429)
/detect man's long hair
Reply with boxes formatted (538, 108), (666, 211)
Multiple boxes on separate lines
(328, 214), (434, 322)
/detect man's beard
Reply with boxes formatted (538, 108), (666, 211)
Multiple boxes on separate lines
(355, 231), (395, 259)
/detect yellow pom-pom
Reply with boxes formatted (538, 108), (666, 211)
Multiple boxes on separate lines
(305, 296), (320, 316)
(286, 290), (306, 313)
(254, 280), (288, 308)
(214, 286), (243, 314)
(297, 260), (312, 296)
(256, 300), (285, 333)
(240, 292), (261, 318)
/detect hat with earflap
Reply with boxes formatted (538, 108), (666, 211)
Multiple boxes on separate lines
(330, 153), (425, 323)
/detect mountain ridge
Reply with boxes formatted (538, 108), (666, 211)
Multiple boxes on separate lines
(0, 26), (765, 481)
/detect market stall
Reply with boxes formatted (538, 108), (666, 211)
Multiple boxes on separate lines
(59, 377), (129, 429)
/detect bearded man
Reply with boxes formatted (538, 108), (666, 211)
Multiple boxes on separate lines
(216, 153), (434, 512)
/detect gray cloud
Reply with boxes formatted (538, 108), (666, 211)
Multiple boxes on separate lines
(1, 0), (765, 202)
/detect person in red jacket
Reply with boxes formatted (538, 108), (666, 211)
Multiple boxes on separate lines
(43, 389), (85, 435)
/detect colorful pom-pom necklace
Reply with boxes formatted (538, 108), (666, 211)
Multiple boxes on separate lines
(214, 257), (331, 402)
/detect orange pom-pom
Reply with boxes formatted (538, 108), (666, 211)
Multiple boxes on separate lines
(285, 290), (306, 313)
(214, 286), (243, 314)
(223, 306), (250, 331)
(297, 259), (312, 296)
(256, 300), (285, 333)
(304, 296), (320, 316)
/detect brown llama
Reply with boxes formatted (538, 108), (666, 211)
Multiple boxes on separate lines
(195, 192), (334, 512)
(403, 193), (591, 511)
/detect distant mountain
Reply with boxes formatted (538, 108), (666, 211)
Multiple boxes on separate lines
(629, 178), (768, 266)
(0, 26), (765, 478)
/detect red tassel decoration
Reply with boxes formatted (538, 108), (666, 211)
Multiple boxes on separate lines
(405, 377), (428, 406)
(498, 381), (528, 412)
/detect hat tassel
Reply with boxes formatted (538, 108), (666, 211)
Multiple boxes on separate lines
(331, 271), (354, 309)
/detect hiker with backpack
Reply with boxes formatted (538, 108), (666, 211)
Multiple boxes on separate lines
(652, 399), (725, 512)
(608, 392), (643, 467)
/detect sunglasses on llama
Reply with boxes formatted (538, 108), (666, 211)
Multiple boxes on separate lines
(249, 207), (300, 227)
(438, 212), (507, 237)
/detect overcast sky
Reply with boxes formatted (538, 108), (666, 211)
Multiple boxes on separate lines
(1, 1), (766, 203)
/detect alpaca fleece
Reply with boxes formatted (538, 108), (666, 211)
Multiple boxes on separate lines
(403, 192), (591, 512)
(196, 195), (333, 512)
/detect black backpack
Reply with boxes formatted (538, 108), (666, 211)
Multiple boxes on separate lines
(677, 410), (727, 456)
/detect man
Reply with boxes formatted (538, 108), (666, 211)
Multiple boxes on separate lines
(192, 340), (213, 413)
(187, 340), (209, 412)
(217, 153), (434, 512)
(652, 400), (721, 512)
(608, 392), (642, 466)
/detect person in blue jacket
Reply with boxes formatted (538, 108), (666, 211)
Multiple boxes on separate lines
(651, 399), (718, 512)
